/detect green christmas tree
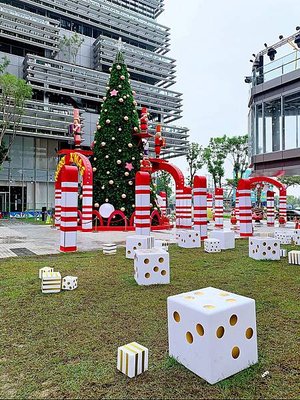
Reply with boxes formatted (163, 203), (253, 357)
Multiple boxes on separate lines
(92, 51), (142, 217)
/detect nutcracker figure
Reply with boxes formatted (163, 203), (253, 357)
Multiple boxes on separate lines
(140, 107), (149, 133)
(73, 118), (82, 148)
(154, 124), (165, 158)
(142, 138), (149, 157)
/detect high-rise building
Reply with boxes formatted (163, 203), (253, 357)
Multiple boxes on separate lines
(248, 30), (300, 176)
(0, 0), (189, 212)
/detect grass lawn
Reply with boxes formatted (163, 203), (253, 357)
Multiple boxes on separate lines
(0, 240), (299, 399)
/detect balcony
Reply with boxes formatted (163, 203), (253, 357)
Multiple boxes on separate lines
(105, 0), (164, 19)
(0, 4), (59, 52)
(20, 0), (170, 54)
(23, 54), (183, 123)
(0, 100), (74, 140)
(94, 36), (176, 88)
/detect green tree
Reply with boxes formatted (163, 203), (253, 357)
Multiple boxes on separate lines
(156, 171), (172, 207)
(58, 32), (84, 64)
(287, 195), (300, 208)
(225, 134), (249, 187)
(186, 142), (204, 185)
(278, 176), (300, 189)
(92, 51), (141, 217)
(203, 136), (227, 188)
(0, 57), (32, 167)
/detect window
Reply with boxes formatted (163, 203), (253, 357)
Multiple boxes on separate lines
(283, 93), (300, 150)
(255, 104), (263, 154)
(264, 98), (281, 152)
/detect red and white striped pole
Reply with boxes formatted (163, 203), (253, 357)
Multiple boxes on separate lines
(81, 184), (93, 232)
(237, 179), (253, 237)
(181, 186), (192, 229)
(60, 165), (78, 252)
(279, 187), (287, 226)
(235, 190), (240, 230)
(135, 171), (151, 236)
(159, 191), (167, 216)
(267, 190), (275, 227)
(193, 176), (207, 239)
(55, 182), (61, 228)
(207, 193), (213, 209)
(176, 188), (184, 228)
(214, 188), (224, 229)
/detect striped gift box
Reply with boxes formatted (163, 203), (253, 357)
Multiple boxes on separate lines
(41, 272), (61, 294)
(103, 243), (117, 255)
(117, 342), (148, 378)
(288, 251), (300, 265)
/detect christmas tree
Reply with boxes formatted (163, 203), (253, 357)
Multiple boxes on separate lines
(92, 50), (142, 217)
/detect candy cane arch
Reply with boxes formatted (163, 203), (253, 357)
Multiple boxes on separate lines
(193, 175), (207, 239)
(279, 187), (287, 226)
(214, 188), (224, 229)
(267, 190), (275, 227)
(60, 165), (78, 252)
(159, 191), (167, 216)
(135, 171), (151, 235)
(237, 179), (253, 237)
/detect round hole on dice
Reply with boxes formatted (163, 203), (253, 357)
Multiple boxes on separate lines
(194, 291), (204, 296)
(216, 326), (225, 338)
(263, 242), (267, 246)
(161, 270), (167, 276)
(159, 257), (164, 263)
(263, 252), (266, 256)
(173, 311), (180, 323)
(232, 346), (240, 359)
(196, 324), (204, 336)
(246, 327), (254, 339)
(145, 273), (150, 279)
(268, 246), (271, 250)
(186, 331), (193, 344)
(219, 292), (229, 297)
(184, 296), (195, 300)
(226, 299), (236, 303)
(230, 314), (238, 326)
(250, 242), (253, 245)
(133, 247), (137, 250)
(153, 266), (159, 272)
(203, 304), (215, 309)
(272, 250), (276, 254)
(127, 250), (131, 254)
(274, 242), (278, 247)
(138, 242), (142, 246)
(144, 258), (150, 264)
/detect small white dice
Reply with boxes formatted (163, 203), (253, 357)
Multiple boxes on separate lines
(204, 238), (221, 253)
(177, 230), (201, 248)
(210, 230), (235, 250)
(134, 248), (170, 286)
(126, 235), (154, 259)
(249, 238), (280, 260)
(62, 276), (78, 291)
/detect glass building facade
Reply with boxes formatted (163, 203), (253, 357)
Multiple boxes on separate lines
(249, 48), (300, 176)
(0, 0), (189, 212)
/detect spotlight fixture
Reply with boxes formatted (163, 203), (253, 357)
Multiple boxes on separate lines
(244, 76), (252, 84)
(279, 35), (284, 40)
(264, 43), (268, 48)
(267, 47), (277, 61)
(295, 33), (300, 48)
(296, 26), (300, 31)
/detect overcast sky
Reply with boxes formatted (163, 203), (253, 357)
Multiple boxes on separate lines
(158, 0), (300, 192)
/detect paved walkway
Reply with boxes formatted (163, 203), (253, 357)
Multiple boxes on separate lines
(0, 220), (296, 259)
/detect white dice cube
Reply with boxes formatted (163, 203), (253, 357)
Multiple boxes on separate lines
(210, 230), (235, 250)
(39, 267), (54, 279)
(62, 276), (78, 291)
(103, 243), (117, 255)
(288, 251), (300, 265)
(126, 235), (154, 259)
(134, 248), (170, 286)
(117, 342), (148, 378)
(249, 238), (280, 260)
(41, 272), (61, 294)
(204, 238), (221, 253)
(154, 239), (169, 252)
(274, 231), (293, 245)
(177, 230), (201, 248)
(167, 287), (258, 384)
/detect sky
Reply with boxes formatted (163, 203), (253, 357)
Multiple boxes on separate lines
(158, 0), (300, 194)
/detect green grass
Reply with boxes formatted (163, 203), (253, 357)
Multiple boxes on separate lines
(0, 241), (299, 399)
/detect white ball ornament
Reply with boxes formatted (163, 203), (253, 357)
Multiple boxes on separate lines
(117, 65), (121, 70)
(106, 171), (110, 175)
(121, 207), (125, 212)
(132, 91), (136, 95)
(106, 86), (110, 90)
(124, 116), (129, 121)
(105, 198), (109, 202)
(119, 98), (124, 103)
(101, 142), (106, 147)
(79, 194), (83, 199)
(106, 119), (111, 124)
(94, 203), (99, 208)
(101, 186), (105, 190)
(118, 85), (122, 88)
(118, 128), (122, 131)
(127, 94), (130, 98)
(120, 75), (125, 80)
(93, 167), (97, 172)
(93, 157), (97, 161)
(109, 180), (114, 185)
(109, 67), (112, 72)
(125, 172), (129, 176)
(128, 181), (133, 185)
(132, 204), (135, 208)
(123, 95), (127, 99)
(105, 155), (109, 159)
(134, 127), (138, 132)
(122, 194), (126, 199)
(117, 160), (122, 164)
(104, 109), (107, 112)
(128, 143), (133, 148)
(132, 157), (135, 160)
(103, 97), (107, 101)
(112, 137), (115, 140)
(118, 149), (122, 153)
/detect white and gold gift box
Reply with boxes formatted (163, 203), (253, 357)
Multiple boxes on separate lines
(39, 267), (54, 279)
(117, 342), (148, 378)
(288, 250), (300, 265)
(41, 271), (61, 294)
(103, 243), (117, 255)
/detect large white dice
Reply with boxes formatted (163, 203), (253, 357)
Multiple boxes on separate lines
(167, 287), (258, 385)
(210, 230), (235, 250)
(62, 276), (78, 291)
(126, 235), (154, 259)
(274, 231), (293, 244)
(41, 272), (61, 294)
(204, 238), (221, 253)
(177, 230), (201, 248)
(134, 248), (170, 286)
(39, 267), (54, 279)
(117, 342), (148, 378)
(249, 237), (280, 260)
